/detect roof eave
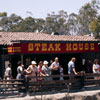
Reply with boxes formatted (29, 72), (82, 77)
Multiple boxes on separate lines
(11, 40), (99, 43)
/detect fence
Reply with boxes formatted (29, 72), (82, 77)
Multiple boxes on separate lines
(0, 73), (100, 95)
(25, 74), (82, 94)
(0, 79), (25, 94)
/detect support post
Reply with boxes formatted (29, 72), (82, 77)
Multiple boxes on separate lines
(80, 72), (85, 89)
(21, 54), (24, 64)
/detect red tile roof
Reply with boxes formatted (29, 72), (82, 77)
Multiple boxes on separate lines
(0, 32), (98, 45)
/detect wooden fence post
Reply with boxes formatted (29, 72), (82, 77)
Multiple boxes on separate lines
(80, 72), (85, 89)
(25, 76), (29, 95)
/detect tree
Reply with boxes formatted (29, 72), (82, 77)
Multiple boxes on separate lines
(0, 12), (7, 17)
(67, 13), (78, 35)
(89, 17), (100, 38)
(44, 10), (68, 34)
(0, 13), (23, 32)
(10, 17), (35, 32)
(34, 18), (45, 32)
(77, 2), (98, 35)
(9, 14), (23, 25)
(0, 0), (99, 36)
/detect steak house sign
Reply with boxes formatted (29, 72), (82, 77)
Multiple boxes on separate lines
(8, 43), (98, 54)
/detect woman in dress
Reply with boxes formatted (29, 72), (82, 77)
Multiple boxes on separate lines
(92, 59), (100, 79)
(26, 61), (38, 82)
(37, 61), (45, 81)
(42, 61), (51, 81)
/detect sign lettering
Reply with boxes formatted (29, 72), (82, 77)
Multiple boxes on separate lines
(8, 43), (98, 54)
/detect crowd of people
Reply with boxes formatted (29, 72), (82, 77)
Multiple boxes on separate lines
(4, 57), (100, 82)
(4, 57), (64, 81)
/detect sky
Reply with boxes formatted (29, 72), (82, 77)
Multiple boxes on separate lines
(0, 0), (92, 19)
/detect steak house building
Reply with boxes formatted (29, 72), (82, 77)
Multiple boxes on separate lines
(0, 32), (99, 78)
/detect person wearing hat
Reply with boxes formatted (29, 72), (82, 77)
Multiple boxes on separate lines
(42, 60), (51, 81)
(26, 61), (38, 82)
(50, 57), (60, 80)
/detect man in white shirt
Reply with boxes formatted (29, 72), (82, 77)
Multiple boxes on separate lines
(4, 63), (12, 80)
(50, 57), (60, 80)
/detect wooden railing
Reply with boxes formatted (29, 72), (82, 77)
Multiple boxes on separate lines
(0, 73), (100, 95)
(0, 79), (25, 94)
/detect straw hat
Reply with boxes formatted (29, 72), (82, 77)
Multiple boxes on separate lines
(43, 61), (48, 65)
(31, 61), (37, 64)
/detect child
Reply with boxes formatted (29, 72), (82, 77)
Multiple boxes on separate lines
(59, 66), (64, 80)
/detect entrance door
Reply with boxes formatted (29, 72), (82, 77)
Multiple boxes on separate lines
(11, 55), (21, 78)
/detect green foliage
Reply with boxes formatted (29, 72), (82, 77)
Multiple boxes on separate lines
(77, 2), (98, 35)
(0, 0), (99, 38)
(0, 12), (7, 17)
(44, 10), (68, 34)
(89, 17), (100, 38)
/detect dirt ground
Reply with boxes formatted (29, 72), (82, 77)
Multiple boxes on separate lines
(1, 87), (100, 100)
